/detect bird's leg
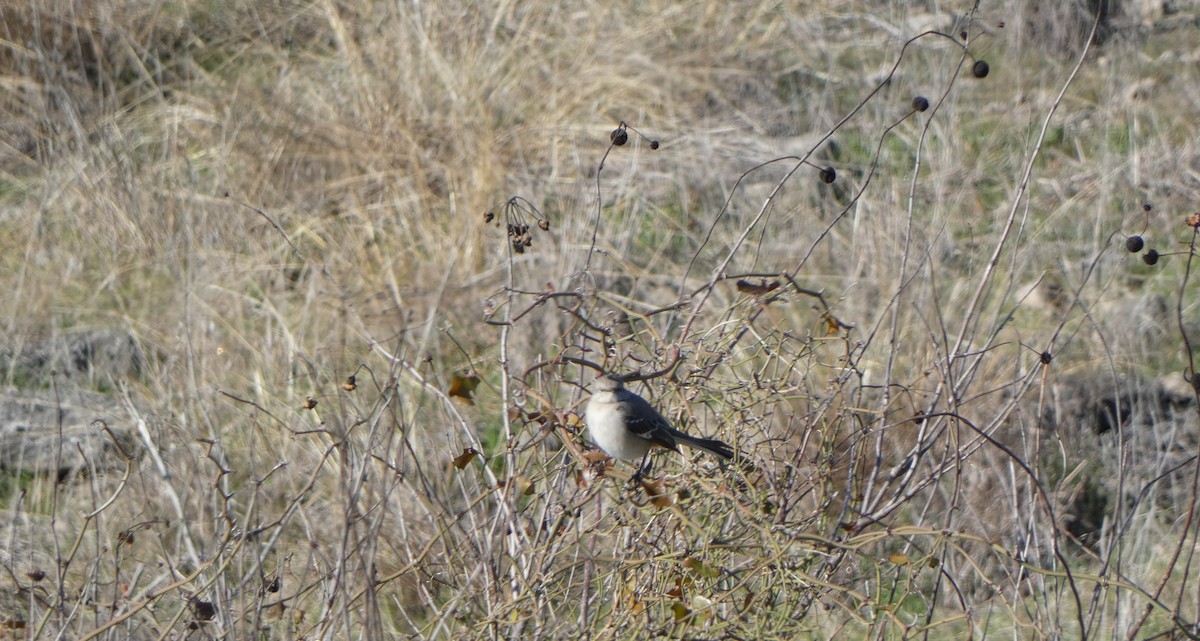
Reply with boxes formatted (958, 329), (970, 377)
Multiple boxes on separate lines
(629, 451), (653, 486)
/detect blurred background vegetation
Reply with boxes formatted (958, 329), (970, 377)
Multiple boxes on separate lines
(2, 0), (1200, 638)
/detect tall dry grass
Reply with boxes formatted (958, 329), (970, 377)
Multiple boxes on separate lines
(2, 0), (1200, 639)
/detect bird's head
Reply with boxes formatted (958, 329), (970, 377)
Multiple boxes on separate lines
(591, 374), (625, 393)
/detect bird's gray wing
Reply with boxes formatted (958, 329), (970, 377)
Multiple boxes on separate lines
(617, 393), (679, 451)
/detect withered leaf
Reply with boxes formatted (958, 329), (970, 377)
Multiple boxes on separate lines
(583, 449), (610, 464)
(448, 371), (481, 404)
(511, 475), (535, 496)
(641, 478), (673, 507)
(683, 557), (721, 579)
(824, 314), (841, 336)
(735, 279), (780, 297)
(452, 447), (480, 470)
(666, 577), (685, 599)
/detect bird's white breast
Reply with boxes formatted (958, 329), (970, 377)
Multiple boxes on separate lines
(585, 391), (652, 460)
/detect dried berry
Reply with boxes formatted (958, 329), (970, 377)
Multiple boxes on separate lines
(1143, 249), (1159, 265)
(972, 60), (990, 78)
(650, 140), (660, 150)
(1143, 203), (1152, 212)
(1040, 351), (1053, 365)
(610, 128), (628, 146)
(191, 599), (217, 621)
(538, 219), (550, 231)
(819, 166), (837, 184)
(912, 96), (929, 112)
(483, 211), (494, 224)
(1125, 235), (1144, 253)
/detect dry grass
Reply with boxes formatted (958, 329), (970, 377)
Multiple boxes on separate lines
(3, 0), (1200, 639)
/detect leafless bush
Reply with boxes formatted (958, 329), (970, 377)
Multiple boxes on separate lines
(4, 1), (1200, 639)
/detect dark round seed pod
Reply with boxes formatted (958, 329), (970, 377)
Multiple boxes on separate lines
(192, 600), (217, 621)
(1040, 351), (1053, 365)
(1125, 235), (1144, 253)
(820, 166), (837, 184)
(610, 128), (628, 146)
(912, 96), (929, 112)
(650, 140), (660, 150)
(971, 60), (990, 78)
(1143, 203), (1152, 212)
(483, 211), (495, 224)
(1143, 249), (1159, 265)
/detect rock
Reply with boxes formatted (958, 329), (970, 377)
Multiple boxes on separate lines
(0, 389), (142, 476)
(5, 328), (154, 385)
(1042, 373), (1199, 546)
(1047, 373), (1192, 436)
(17, 331), (152, 381)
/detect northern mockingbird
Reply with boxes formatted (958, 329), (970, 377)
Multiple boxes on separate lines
(585, 374), (734, 465)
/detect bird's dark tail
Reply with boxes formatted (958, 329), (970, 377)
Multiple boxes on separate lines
(675, 433), (735, 460)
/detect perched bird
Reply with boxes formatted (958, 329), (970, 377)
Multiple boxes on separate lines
(585, 374), (734, 467)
